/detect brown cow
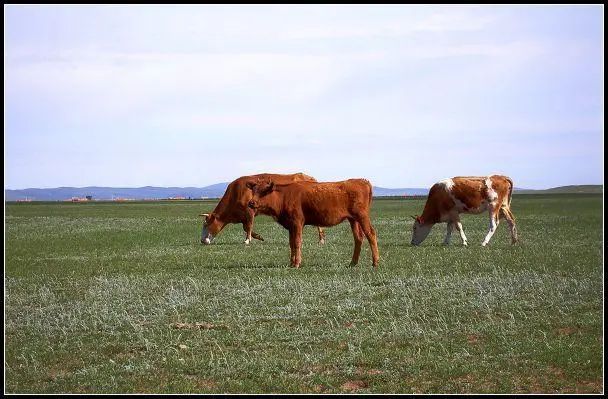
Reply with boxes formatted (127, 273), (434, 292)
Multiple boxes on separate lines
(411, 175), (518, 246)
(200, 173), (326, 245)
(247, 178), (379, 268)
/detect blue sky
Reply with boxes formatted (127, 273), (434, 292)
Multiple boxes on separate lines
(4, 5), (604, 189)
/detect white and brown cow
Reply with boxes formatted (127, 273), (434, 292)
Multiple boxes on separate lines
(411, 175), (518, 246)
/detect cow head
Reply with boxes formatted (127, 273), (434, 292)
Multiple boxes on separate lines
(200, 212), (222, 244)
(246, 179), (274, 211)
(410, 215), (432, 246)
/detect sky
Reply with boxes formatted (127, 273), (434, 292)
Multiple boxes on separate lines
(4, 5), (604, 190)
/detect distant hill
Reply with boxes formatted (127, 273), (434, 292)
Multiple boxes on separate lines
(372, 187), (429, 196)
(4, 184), (230, 201)
(515, 185), (603, 194)
(5, 184), (428, 201)
(5, 184), (601, 201)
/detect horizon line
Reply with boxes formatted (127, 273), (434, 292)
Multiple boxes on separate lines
(4, 182), (604, 191)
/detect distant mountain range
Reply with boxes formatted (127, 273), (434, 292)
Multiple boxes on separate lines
(4, 184), (602, 201)
(5, 184), (231, 201)
(5, 183), (429, 201)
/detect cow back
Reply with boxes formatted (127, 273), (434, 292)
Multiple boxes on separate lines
(271, 179), (372, 227)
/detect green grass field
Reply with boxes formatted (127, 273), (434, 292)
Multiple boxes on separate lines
(4, 194), (604, 393)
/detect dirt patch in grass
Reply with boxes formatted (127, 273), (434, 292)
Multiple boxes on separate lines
(513, 366), (602, 394)
(337, 341), (348, 351)
(466, 334), (481, 345)
(47, 369), (72, 382)
(46, 358), (83, 382)
(312, 384), (327, 393)
(555, 326), (580, 336)
(340, 379), (368, 392)
(185, 374), (218, 390)
(573, 379), (602, 393)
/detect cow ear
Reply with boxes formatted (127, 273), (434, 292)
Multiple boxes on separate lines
(268, 181), (274, 191)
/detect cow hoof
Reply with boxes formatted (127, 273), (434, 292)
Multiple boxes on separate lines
(319, 239), (325, 245)
(463, 242), (468, 247)
(244, 239), (251, 245)
(349, 261), (358, 267)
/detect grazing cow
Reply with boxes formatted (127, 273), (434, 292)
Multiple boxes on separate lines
(247, 178), (379, 268)
(200, 173), (326, 245)
(411, 175), (518, 246)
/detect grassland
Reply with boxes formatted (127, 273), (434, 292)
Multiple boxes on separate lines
(4, 194), (604, 393)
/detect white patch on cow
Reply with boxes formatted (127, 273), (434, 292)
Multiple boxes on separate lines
(481, 207), (499, 246)
(485, 177), (498, 204)
(438, 178), (455, 191)
(201, 225), (214, 244)
(441, 178), (469, 214)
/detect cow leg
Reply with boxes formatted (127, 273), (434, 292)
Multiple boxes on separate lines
(293, 225), (304, 268)
(443, 222), (454, 245)
(250, 232), (264, 241)
(500, 207), (518, 244)
(349, 220), (364, 266)
(243, 209), (264, 242)
(288, 228), (297, 267)
(481, 206), (500, 246)
(358, 216), (379, 267)
(455, 221), (468, 246)
(242, 221), (253, 245)
(243, 210), (254, 244)
(318, 227), (326, 245)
